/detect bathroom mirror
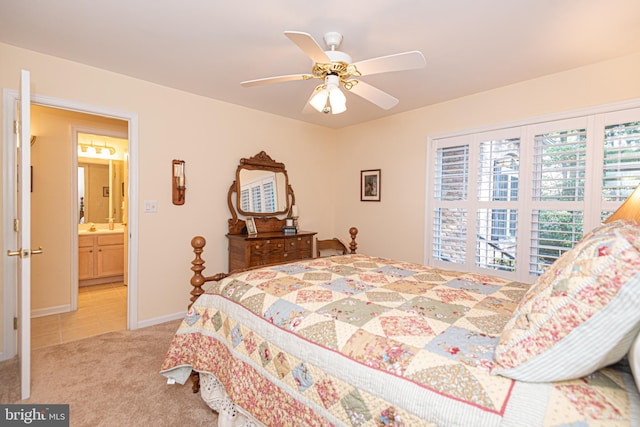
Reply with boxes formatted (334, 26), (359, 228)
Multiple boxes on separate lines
(78, 159), (125, 224)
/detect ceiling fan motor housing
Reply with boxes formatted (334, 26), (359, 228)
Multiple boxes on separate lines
(311, 32), (356, 81)
(323, 32), (343, 50)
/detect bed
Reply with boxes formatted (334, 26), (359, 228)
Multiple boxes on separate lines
(161, 221), (640, 426)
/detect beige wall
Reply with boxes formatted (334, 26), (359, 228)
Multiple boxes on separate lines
(2, 42), (640, 355)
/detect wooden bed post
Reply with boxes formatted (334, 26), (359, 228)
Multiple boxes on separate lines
(190, 236), (207, 309)
(186, 227), (358, 394)
(349, 227), (358, 254)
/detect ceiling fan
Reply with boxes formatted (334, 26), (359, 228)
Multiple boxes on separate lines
(240, 31), (426, 114)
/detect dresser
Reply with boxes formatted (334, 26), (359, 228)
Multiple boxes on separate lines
(227, 231), (316, 272)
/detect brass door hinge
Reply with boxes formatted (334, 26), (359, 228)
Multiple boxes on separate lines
(13, 317), (18, 330)
(14, 218), (19, 232)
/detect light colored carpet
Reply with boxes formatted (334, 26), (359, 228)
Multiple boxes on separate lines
(0, 320), (218, 426)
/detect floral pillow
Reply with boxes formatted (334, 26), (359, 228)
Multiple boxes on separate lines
(493, 220), (640, 382)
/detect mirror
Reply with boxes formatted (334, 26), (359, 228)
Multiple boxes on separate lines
(78, 159), (125, 224)
(234, 151), (291, 216)
(238, 169), (287, 214)
(228, 151), (295, 234)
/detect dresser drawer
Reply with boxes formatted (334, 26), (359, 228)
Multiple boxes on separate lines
(250, 252), (287, 267)
(294, 236), (312, 256)
(283, 236), (312, 257)
(251, 239), (284, 256)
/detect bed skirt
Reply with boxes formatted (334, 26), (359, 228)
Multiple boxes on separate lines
(200, 372), (265, 427)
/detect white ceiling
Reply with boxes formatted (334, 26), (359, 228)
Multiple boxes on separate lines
(1, 1), (640, 129)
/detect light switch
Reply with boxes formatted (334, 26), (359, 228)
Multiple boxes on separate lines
(143, 200), (158, 213)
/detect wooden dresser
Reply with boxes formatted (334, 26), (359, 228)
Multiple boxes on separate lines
(227, 231), (316, 272)
(222, 151), (319, 273)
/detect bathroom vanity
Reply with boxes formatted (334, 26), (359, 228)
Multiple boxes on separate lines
(78, 230), (124, 286)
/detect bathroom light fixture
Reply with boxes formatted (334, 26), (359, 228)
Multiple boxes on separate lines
(309, 74), (347, 114)
(77, 142), (116, 156)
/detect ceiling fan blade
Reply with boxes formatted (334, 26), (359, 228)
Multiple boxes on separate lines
(240, 74), (311, 87)
(353, 51), (426, 76)
(284, 31), (331, 64)
(348, 81), (399, 110)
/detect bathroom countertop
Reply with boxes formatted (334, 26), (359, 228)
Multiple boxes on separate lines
(78, 229), (124, 235)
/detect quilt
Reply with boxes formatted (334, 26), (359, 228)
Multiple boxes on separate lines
(161, 254), (640, 426)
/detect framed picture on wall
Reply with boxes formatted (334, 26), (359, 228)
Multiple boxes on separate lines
(246, 217), (257, 235)
(361, 169), (381, 202)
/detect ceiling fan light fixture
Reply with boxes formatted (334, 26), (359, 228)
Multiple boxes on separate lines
(328, 87), (346, 114)
(310, 86), (329, 113)
(309, 74), (346, 115)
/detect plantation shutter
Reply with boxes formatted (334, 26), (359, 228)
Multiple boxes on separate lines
(476, 137), (520, 272)
(432, 145), (469, 264)
(602, 120), (640, 204)
(263, 181), (275, 212)
(529, 126), (587, 275)
(240, 188), (250, 212)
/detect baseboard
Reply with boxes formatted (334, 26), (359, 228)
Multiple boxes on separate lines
(31, 304), (71, 318)
(136, 311), (185, 329)
(0, 351), (17, 362)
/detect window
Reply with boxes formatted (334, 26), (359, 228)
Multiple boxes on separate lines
(427, 106), (640, 283)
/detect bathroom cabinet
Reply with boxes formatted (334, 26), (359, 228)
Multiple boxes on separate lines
(79, 232), (124, 285)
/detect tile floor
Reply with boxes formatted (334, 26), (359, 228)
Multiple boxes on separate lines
(31, 282), (127, 350)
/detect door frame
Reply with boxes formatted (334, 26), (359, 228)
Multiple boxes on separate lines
(1, 90), (140, 361)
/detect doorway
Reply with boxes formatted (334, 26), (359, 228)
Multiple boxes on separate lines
(1, 90), (140, 362)
(31, 108), (130, 344)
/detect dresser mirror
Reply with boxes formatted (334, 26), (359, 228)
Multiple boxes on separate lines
(237, 168), (288, 215)
(228, 151), (295, 234)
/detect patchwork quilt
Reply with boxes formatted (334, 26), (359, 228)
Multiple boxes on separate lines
(161, 254), (640, 426)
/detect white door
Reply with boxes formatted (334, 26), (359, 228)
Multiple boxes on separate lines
(8, 69), (40, 400)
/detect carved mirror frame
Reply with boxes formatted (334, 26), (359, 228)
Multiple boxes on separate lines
(227, 151), (295, 234)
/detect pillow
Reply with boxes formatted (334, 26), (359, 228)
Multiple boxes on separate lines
(629, 332), (640, 392)
(493, 220), (640, 382)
